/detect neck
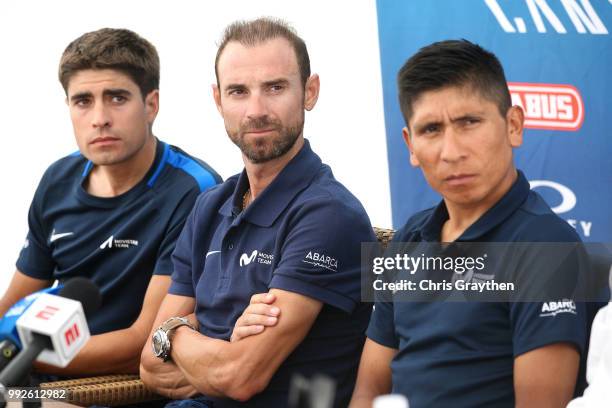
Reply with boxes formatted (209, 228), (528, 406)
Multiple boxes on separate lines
(244, 137), (304, 200)
(441, 167), (517, 242)
(86, 136), (157, 197)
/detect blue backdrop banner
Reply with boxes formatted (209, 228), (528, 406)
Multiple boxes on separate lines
(376, 0), (612, 242)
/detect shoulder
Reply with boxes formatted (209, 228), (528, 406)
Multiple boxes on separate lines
(35, 151), (87, 191)
(294, 165), (373, 231)
(512, 190), (580, 242)
(393, 207), (436, 242)
(190, 173), (239, 215)
(158, 143), (222, 193)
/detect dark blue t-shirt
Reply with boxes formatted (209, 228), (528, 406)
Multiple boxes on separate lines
(170, 140), (375, 407)
(16, 139), (221, 334)
(367, 170), (587, 408)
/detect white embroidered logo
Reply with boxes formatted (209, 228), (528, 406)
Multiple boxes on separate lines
(540, 300), (577, 317)
(240, 250), (258, 267)
(99, 235), (138, 250)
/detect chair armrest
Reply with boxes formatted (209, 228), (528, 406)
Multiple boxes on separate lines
(40, 375), (163, 407)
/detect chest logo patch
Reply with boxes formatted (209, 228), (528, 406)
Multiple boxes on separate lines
(239, 250), (274, 267)
(49, 229), (74, 243)
(240, 250), (258, 266)
(99, 235), (139, 250)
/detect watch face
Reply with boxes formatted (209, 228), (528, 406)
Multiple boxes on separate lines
(152, 331), (165, 357)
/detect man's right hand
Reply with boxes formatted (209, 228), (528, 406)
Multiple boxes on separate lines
(230, 293), (280, 342)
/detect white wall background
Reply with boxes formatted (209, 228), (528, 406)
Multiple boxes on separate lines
(0, 0), (390, 295)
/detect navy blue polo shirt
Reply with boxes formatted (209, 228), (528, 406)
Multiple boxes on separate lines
(16, 139), (221, 334)
(367, 170), (587, 408)
(170, 140), (375, 407)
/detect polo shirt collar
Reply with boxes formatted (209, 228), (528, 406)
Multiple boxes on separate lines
(421, 170), (530, 242)
(219, 139), (322, 226)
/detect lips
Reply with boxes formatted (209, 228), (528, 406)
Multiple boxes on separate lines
(444, 174), (476, 186)
(90, 136), (120, 145)
(244, 128), (276, 135)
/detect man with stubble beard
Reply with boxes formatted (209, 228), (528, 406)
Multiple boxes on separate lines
(140, 18), (375, 407)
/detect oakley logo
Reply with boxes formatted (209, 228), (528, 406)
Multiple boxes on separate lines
(529, 180), (577, 214)
(240, 250), (258, 267)
(508, 83), (584, 131)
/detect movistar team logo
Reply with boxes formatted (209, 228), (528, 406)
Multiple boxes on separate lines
(239, 249), (274, 267)
(99, 235), (139, 250)
(240, 250), (258, 266)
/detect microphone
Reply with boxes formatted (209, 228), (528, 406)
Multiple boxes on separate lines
(0, 286), (63, 372)
(0, 278), (101, 392)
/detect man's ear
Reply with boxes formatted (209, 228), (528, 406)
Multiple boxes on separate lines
(506, 105), (524, 148)
(212, 84), (223, 115)
(145, 90), (160, 123)
(304, 74), (320, 111)
(402, 126), (420, 167)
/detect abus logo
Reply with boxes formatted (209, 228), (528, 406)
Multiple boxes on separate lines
(240, 250), (258, 267)
(508, 83), (584, 131)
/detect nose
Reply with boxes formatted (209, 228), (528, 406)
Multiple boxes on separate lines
(91, 102), (111, 129)
(439, 129), (467, 163)
(245, 92), (269, 120)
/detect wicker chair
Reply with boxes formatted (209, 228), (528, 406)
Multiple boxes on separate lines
(40, 227), (395, 406)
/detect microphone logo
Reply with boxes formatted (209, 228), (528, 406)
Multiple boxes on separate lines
(34, 306), (60, 321)
(64, 323), (80, 347)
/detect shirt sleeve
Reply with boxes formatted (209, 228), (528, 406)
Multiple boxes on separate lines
(269, 197), (375, 314)
(153, 188), (200, 277)
(168, 195), (201, 298)
(16, 171), (55, 280)
(511, 301), (587, 357)
(511, 213), (588, 357)
(366, 299), (399, 349)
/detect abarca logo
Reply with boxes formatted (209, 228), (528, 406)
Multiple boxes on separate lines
(302, 251), (338, 272)
(239, 250), (274, 267)
(508, 83), (584, 131)
(99, 235), (139, 250)
(540, 299), (577, 317)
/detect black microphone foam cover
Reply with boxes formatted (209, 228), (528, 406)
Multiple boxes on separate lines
(58, 277), (102, 319)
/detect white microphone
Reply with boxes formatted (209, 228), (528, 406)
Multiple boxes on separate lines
(16, 293), (90, 367)
(0, 278), (100, 392)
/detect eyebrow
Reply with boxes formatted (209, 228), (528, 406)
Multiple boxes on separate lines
(413, 112), (486, 133)
(103, 89), (132, 98)
(262, 78), (289, 88)
(69, 88), (132, 102)
(223, 78), (291, 92)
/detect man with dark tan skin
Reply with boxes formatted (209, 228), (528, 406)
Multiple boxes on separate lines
(348, 40), (586, 408)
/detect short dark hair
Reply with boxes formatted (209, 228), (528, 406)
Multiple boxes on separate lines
(397, 39), (511, 125)
(59, 28), (160, 98)
(215, 17), (310, 87)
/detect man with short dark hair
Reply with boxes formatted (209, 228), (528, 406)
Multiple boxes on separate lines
(0, 28), (221, 376)
(349, 40), (586, 407)
(140, 18), (374, 407)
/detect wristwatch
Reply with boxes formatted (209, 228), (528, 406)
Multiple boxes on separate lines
(152, 316), (195, 362)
